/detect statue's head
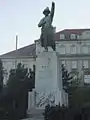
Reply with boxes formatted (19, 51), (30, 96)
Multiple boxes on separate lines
(43, 7), (50, 16)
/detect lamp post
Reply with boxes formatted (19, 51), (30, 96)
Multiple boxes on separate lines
(15, 34), (18, 69)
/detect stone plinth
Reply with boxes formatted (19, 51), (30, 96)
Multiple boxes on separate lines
(35, 51), (67, 109)
(27, 51), (68, 115)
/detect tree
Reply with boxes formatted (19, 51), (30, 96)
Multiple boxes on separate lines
(7, 63), (28, 93)
(0, 63), (35, 119)
(7, 63), (35, 93)
(71, 86), (90, 107)
(28, 64), (35, 91)
(0, 59), (4, 93)
(61, 64), (80, 107)
(62, 64), (73, 93)
(6, 63), (35, 119)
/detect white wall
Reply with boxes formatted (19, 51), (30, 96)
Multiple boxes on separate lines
(35, 39), (90, 73)
(2, 31), (90, 84)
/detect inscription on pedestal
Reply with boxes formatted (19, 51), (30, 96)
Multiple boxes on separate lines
(38, 70), (52, 80)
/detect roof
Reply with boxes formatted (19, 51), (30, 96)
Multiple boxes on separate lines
(0, 44), (36, 58)
(61, 29), (90, 34)
(1, 28), (90, 58)
(55, 28), (90, 40)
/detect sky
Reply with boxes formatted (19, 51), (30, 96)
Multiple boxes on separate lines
(0, 0), (90, 55)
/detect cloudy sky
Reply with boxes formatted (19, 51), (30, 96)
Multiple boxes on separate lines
(0, 0), (90, 55)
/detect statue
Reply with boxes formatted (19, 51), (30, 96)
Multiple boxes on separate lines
(38, 2), (56, 51)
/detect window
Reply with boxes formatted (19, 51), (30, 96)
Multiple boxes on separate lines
(66, 45), (70, 54)
(82, 45), (88, 54)
(60, 34), (65, 39)
(70, 34), (76, 39)
(12, 61), (15, 68)
(86, 31), (90, 34)
(71, 45), (77, 54)
(82, 31), (90, 39)
(77, 35), (80, 39)
(83, 60), (88, 68)
(23, 62), (29, 68)
(71, 61), (77, 69)
(60, 45), (66, 54)
(61, 60), (66, 66)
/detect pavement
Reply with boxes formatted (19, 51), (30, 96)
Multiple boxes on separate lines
(22, 116), (44, 120)
(22, 109), (44, 120)
(23, 117), (44, 120)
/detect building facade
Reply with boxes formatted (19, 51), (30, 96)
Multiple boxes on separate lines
(1, 29), (90, 84)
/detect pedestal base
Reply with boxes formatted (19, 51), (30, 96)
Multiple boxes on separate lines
(27, 91), (35, 114)
(35, 51), (68, 109)
(28, 51), (68, 112)
(35, 89), (68, 109)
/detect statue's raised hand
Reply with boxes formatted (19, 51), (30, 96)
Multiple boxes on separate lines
(52, 2), (55, 6)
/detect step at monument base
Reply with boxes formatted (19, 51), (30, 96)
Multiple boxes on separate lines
(27, 109), (44, 118)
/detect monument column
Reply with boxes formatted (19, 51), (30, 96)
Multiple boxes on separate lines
(35, 51), (67, 109)
(28, 1), (68, 113)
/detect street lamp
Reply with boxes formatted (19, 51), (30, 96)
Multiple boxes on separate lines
(15, 34), (18, 69)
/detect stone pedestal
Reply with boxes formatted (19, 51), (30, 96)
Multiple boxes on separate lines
(28, 91), (35, 110)
(34, 51), (68, 109)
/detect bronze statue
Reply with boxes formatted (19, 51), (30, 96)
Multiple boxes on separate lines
(38, 2), (56, 51)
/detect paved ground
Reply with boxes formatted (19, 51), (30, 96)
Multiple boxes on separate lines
(22, 116), (44, 120)
(22, 109), (44, 120)
(23, 118), (43, 120)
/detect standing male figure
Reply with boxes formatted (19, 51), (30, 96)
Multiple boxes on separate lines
(38, 2), (56, 51)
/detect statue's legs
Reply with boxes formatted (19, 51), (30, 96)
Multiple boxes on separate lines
(40, 34), (44, 47)
(47, 27), (56, 51)
(40, 28), (56, 52)
(44, 33), (48, 52)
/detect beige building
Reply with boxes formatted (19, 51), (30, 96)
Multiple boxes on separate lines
(1, 29), (90, 84)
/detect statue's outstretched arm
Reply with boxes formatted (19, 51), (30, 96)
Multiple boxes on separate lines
(50, 2), (55, 23)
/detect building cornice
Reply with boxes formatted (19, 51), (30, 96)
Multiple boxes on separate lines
(0, 56), (36, 60)
(59, 54), (90, 57)
(59, 54), (90, 60)
(55, 39), (90, 42)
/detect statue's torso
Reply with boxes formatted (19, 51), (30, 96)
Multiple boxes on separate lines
(43, 15), (52, 29)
